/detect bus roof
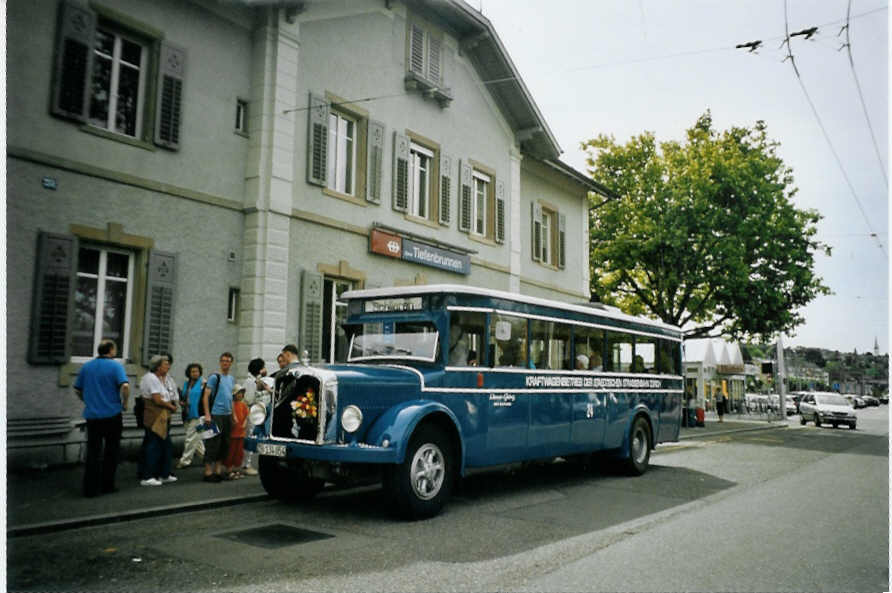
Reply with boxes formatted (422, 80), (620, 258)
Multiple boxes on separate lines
(341, 284), (682, 335)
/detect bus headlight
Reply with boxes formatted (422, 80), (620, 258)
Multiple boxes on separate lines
(249, 403), (267, 427)
(341, 405), (363, 433)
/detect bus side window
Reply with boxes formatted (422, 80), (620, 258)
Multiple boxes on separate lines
(490, 314), (527, 368)
(449, 311), (486, 366)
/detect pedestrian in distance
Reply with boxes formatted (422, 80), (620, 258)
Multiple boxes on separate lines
(716, 387), (726, 423)
(73, 339), (130, 497)
(225, 384), (249, 480)
(202, 352), (236, 483)
(176, 362), (206, 469)
(138, 355), (179, 486)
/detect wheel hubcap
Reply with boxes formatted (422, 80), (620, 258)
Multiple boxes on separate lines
(410, 443), (445, 500)
(632, 427), (648, 464)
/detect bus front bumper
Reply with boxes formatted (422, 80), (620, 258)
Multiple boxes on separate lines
(246, 436), (399, 464)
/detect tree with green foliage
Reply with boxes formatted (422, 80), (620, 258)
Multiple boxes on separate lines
(583, 111), (831, 341)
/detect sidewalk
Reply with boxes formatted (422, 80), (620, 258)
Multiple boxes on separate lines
(679, 413), (788, 440)
(7, 460), (267, 537)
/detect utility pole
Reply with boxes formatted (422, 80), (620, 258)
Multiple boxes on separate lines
(775, 338), (788, 422)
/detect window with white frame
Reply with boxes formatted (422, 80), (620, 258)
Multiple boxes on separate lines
(327, 110), (357, 196)
(71, 246), (134, 360)
(89, 26), (147, 138)
(472, 170), (490, 236)
(322, 278), (354, 363)
(541, 209), (552, 264)
(410, 142), (434, 218)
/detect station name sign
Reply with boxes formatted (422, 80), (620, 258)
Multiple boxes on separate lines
(369, 229), (470, 275)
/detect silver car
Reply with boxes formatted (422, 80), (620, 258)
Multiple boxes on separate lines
(799, 392), (856, 429)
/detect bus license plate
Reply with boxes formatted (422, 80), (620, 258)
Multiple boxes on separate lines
(257, 443), (286, 457)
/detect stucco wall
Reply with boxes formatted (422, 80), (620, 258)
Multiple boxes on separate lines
(7, 0), (253, 202)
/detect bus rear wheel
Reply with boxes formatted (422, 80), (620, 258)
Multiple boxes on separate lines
(621, 416), (652, 476)
(385, 425), (453, 520)
(258, 456), (324, 502)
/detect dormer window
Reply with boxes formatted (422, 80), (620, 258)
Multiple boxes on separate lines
(405, 16), (452, 107)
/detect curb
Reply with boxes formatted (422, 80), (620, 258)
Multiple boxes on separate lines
(679, 422), (788, 441)
(7, 493), (271, 538)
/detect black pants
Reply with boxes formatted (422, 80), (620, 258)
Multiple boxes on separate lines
(83, 414), (123, 497)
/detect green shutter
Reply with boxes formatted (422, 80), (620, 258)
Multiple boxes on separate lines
(531, 202), (543, 261)
(409, 24), (425, 78)
(558, 213), (567, 269)
(495, 179), (506, 244)
(306, 92), (329, 187)
(392, 131), (409, 212)
(367, 119), (385, 204)
(50, 1), (96, 122)
(439, 152), (453, 226)
(28, 232), (78, 364)
(154, 42), (186, 150)
(458, 160), (472, 233)
(143, 250), (176, 364)
(300, 270), (324, 362)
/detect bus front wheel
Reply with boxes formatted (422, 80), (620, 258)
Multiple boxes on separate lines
(622, 416), (652, 476)
(385, 425), (453, 520)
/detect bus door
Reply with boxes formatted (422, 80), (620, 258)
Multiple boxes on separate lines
(483, 313), (530, 463)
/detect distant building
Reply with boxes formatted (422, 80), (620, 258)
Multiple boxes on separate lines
(683, 339), (748, 412)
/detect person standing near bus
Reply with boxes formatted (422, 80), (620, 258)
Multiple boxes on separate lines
(74, 339), (130, 497)
(202, 352), (236, 482)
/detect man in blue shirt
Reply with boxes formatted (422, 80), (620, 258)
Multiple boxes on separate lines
(74, 339), (130, 497)
(202, 351), (235, 482)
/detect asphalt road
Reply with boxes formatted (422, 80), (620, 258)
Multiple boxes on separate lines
(6, 407), (888, 593)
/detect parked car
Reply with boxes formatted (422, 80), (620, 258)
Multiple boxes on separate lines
(785, 395), (797, 416)
(799, 392), (857, 429)
(844, 394), (867, 409)
(861, 396), (880, 407)
(880, 395), (889, 405)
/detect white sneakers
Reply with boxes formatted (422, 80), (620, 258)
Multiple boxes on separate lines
(242, 467), (258, 476)
(139, 475), (177, 486)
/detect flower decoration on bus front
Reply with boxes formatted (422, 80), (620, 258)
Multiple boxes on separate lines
(291, 388), (318, 422)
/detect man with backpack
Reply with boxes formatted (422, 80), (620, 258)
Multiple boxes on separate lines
(201, 352), (235, 483)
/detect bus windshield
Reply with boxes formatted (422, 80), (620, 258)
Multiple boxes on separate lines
(347, 321), (439, 362)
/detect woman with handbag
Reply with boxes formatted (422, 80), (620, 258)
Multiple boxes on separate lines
(176, 362), (206, 469)
(138, 355), (179, 486)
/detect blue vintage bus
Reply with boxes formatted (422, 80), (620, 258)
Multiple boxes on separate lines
(248, 284), (683, 518)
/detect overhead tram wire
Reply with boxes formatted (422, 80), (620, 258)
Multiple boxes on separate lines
(279, 4), (888, 114)
(780, 0), (886, 259)
(841, 0), (888, 187)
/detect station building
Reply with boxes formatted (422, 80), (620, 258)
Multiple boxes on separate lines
(7, 0), (608, 465)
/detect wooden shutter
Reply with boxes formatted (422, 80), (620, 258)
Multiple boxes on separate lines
(495, 179), (506, 244)
(392, 131), (410, 212)
(409, 24), (426, 78)
(439, 152), (453, 226)
(531, 202), (543, 261)
(558, 213), (567, 269)
(28, 232), (78, 364)
(366, 120), (385, 204)
(143, 250), (176, 364)
(306, 92), (329, 187)
(51, 1), (96, 122)
(300, 270), (324, 362)
(458, 160), (472, 233)
(154, 42), (186, 149)
(428, 35), (441, 85)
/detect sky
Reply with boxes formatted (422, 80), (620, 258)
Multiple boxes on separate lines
(479, 0), (889, 355)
